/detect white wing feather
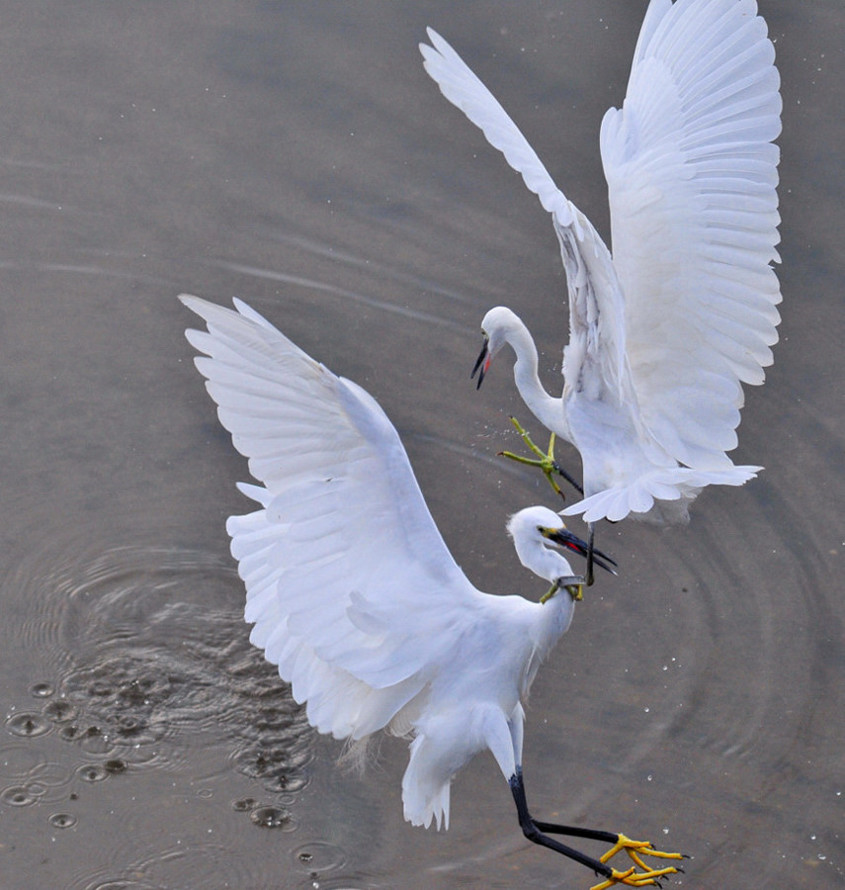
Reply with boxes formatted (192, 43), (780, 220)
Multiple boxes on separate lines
(423, 1), (780, 479)
(421, 27), (575, 230)
(420, 28), (629, 404)
(180, 295), (482, 741)
(601, 0), (782, 468)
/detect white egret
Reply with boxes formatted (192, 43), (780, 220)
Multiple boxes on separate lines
(421, 0), (782, 526)
(180, 295), (681, 890)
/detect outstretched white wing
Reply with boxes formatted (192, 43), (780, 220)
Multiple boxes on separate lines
(600, 0), (782, 469)
(420, 28), (630, 416)
(180, 295), (482, 741)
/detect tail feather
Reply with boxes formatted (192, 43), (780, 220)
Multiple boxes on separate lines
(401, 734), (452, 831)
(562, 464), (760, 523)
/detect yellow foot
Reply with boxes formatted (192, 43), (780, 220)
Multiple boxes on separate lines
(498, 416), (581, 499)
(589, 835), (686, 890)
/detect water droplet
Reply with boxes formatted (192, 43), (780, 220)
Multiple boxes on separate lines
(49, 812), (77, 829)
(80, 727), (113, 755)
(250, 805), (293, 829)
(1, 785), (37, 806)
(6, 713), (50, 738)
(103, 759), (127, 775)
(292, 840), (347, 873)
(77, 764), (109, 783)
(30, 682), (54, 698)
(232, 797), (256, 812)
(44, 700), (76, 723)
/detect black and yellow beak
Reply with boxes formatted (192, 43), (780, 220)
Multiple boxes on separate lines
(541, 526), (618, 576)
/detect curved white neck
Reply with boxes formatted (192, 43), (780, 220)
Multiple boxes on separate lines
(506, 322), (565, 438)
(515, 537), (571, 585)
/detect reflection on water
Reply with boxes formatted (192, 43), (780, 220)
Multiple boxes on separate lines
(0, 1), (842, 889)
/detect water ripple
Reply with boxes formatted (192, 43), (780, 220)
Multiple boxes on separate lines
(4, 533), (315, 820)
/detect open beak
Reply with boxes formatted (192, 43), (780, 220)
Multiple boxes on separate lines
(543, 527), (618, 576)
(471, 338), (490, 389)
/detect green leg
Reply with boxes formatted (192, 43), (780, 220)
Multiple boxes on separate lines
(498, 416), (583, 498)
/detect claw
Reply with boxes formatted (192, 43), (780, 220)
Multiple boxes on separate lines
(541, 576), (583, 604)
(588, 835), (686, 890)
(590, 865), (677, 890)
(498, 416), (583, 498)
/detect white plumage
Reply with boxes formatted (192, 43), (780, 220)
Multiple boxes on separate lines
(181, 295), (595, 832)
(421, 0), (782, 524)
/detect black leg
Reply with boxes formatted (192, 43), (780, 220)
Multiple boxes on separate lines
(586, 523), (595, 587)
(509, 769), (614, 880)
(509, 768), (686, 887)
(551, 458), (584, 495)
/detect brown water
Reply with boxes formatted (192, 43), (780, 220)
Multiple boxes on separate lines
(0, 2), (841, 888)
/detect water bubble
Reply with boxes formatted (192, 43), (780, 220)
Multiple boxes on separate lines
(30, 682), (55, 698)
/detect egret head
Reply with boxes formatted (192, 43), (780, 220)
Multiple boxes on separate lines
(506, 506), (617, 590)
(507, 506), (581, 558)
(472, 306), (523, 389)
